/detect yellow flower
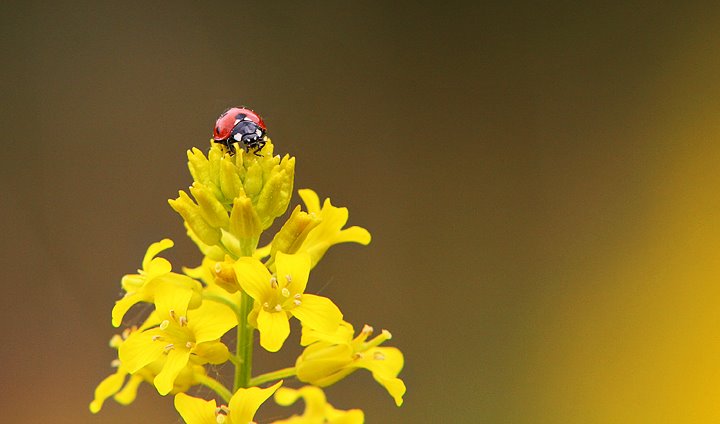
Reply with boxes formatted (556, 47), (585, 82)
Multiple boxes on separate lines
(297, 189), (371, 267)
(234, 252), (343, 352)
(296, 323), (406, 406)
(174, 381), (282, 424)
(90, 317), (206, 413)
(263, 189), (371, 269)
(119, 300), (237, 395)
(169, 142), (295, 260)
(272, 386), (364, 424)
(112, 239), (202, 327)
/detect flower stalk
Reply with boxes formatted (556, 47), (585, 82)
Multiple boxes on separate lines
(249, 367), (297, 387)
(195, 374), (232, 403)
(234, 291), (254, 390)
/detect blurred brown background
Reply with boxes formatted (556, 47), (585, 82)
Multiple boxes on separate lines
(3, 1), (720, 423)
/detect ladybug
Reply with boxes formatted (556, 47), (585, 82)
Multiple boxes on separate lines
(212, 107), (267, 155)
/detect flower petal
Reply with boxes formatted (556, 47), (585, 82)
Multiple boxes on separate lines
(292, 294), (343, 333)
(273, 386), (365, 424)
(154, 349), (191, 395)
(192, 341), (230, 364)
(327, 408), (365, 424)
(253, 242), (272, 260)
(374, 375), (406, 407)
(234, 257), (273, 301)
(174, 392), (218, 424)
(228, 381), (282, 423)
(320, 198), (349, 227)
(113, 374), (143, 405)
(111, 293), (144, 327)
(257, 309), (290, 352)
(118, 329), (164, 373)
(188, 300), (238, 344)
(146, 256), (172, 276)
(143, 239), (174, 270)
(273, 386), (302, 406)
(291, 386), (327, 419)
(354, 347), (406, 406)
(298, 188), (321, 214)
(89, 369), (127, 413)
(153, 280), (194, 319)
(275, 252), (311, 295)
(335, 226), (371, 245)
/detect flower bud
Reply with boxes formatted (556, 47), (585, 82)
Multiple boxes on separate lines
(220, 159), (245, 201)
(268, 206), (321, 263)
(189, 183), (230, 229)
(255, 160), (295, 230)
(168, 191), (221, 246)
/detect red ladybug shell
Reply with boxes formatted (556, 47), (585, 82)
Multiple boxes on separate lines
(213, 107), (266, 141)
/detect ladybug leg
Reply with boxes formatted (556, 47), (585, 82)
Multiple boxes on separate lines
(226, 141), (237, 155)
(252, 138), (266, 157)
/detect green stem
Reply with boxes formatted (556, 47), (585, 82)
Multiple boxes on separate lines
(234, 291), (254, 390)
(248, 367), (297, 387)
(195, 374), (232, 403)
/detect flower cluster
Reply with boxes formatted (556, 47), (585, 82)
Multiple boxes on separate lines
(91, 139), (406, 423)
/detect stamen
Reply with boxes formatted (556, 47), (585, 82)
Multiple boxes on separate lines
(270, 276), (278, 288)
(214, 263), (223, 273)
(353, 352), (365, 360)
(110, 334), (124, 347)
(274, 304), (283, 312)
(294, 293), (302, 299)
(152, 335), (163, 342)
(285, 274), (292, 283)
(215, 404), (229, 423)
(111, 359), (121, 368)
(361, 325), (374, 335)
(373, 351), (386, 360)
(186, 341), (195, 349)
(160, 320), (170, 330)
(263, 302), (270, 309)
(163, 343), (175, 352)
(169, 309), (177, 320)
(281, 287), (290, 297)
(179, 316), (188, 326)
(293, 299), (301, 306)
(381, 329), (392, 339)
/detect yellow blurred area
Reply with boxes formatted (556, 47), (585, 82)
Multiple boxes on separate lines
(535, 90), (720, 421)
(544, 144), (720, 422)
